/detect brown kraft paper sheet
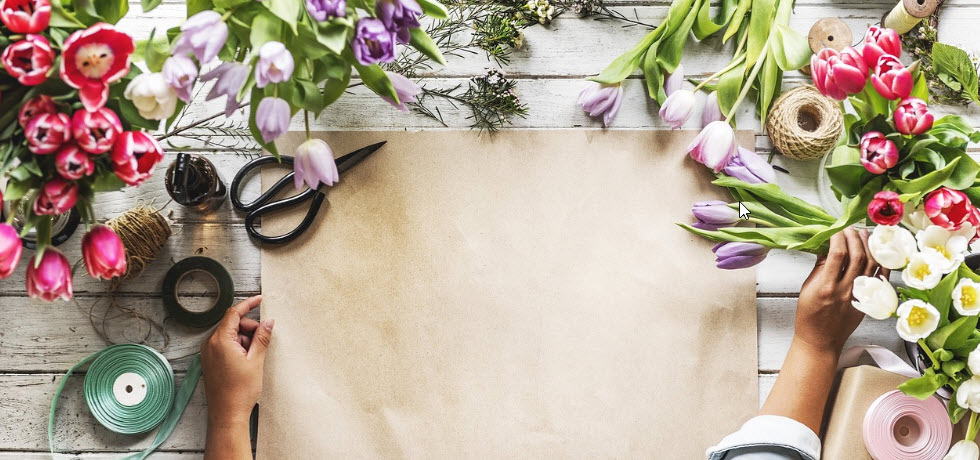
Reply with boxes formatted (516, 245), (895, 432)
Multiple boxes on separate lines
(257, 129), (758, 459)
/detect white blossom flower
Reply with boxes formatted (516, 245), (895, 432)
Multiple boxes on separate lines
(969, 347), (980, 375)
(901, 251), (947, 290)
(903, 205), (932, 233)
(945, 440), (980, 460)
(869, 225), (918, 270)
(851, 276), (898, 320)
(895, 299), (940, 342)
(917, 224), (973, 274)
(954, 279), (980, 317)
(123, 73), (177, 120)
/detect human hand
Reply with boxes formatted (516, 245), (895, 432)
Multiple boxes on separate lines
(795, 228), (888, 354)
(200, 295), (275, 426)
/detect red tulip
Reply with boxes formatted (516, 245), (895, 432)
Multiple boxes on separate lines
(82, 224), (127, 280)
(925, 187), (973, 230)
(868, 191), (904, 226)
(25, 112), (70, 154)
(26, 248), (72, 301)
(0, 0), (49, 33)
(33, 178), (77, 216)
(872, 55), (913, 100)
(810, 47), (868, 101)
(60, 23), (135, 111)
(18, 94), (57, 128)
(861, 26), (901, 70)
(55, 144), (95, 180)
(111, 131), (164, 186)
(859, 131), (898, 174)
(894, 97), (934, 136)
(71, 107), (122, 154)
(0, 34), (54, 86)
(0, 223), (22, 279)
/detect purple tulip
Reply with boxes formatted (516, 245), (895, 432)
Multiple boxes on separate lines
(692, 200), (739, 230)
(173, 11), (228, 64)
(255, 41), (294, 88)
(688, 121), (737, 172)
(256, 97), (290, 143)
(664, 64), (684, 96)
(376, 0), (421, 44)
(162, 55), (197, 103)
(723, 147), (776, 184)
(712, 242), (769, 270)
(306, 0), (345, 21)
(201, 62), (250, 116)
(294, 139), (339, 189)
(578, 81), (622, 126)
(702, 91), (723, 126)
(659, 89), (695, 129)
(382, 71), (421, 111)
(352, 18), (395, 65)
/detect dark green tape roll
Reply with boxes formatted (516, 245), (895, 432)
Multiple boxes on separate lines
(162, 256), (235, 328)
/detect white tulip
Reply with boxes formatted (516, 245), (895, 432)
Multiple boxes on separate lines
(954, 278), (980, 317)
(917, 224), (972, 274)
(901, 251), (947, 290)
(869, 225), (918, 270)
(895, 299), (940, 342)
(903, 205), (932, 233)
(851, 276), (898, 320)
(124, 73), (178, 121)
(946, 440), (980, 460)
(969, 347), (980, 375)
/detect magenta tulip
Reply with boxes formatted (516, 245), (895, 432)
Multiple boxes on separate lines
(810, 47), (868, 101)
(861, 26), (901, 70)
(0, 0), (50, 34)
(18, 94), (57, 128)
(925, 187), (974, 230)
(71, 107), (122, 154)
(59, 23), (135, 111)
(859, 131), (898, 174)
(688, 121), (738, 173)
(894, 97), (934, 136)
(26, 248), (72, 301)
(25, 112), (70, 154)
(0, 223), (22, 279)
(872, 55), (913, 100)
(868, 191), (904, 226)
(1, 34), (54, 86)
(55, 144), (95, 180)
(111, 131), (165, 186)
(82, 224), (127, 280)
(33, 178), (78, 216)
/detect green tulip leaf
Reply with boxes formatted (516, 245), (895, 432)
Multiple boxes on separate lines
(409, 27), (446, 66)
(658, 0), (701, 74)
(354, 62), (399, 103)
(642, 42), (665, 102)
(770, 24), (811, 71)
(416, 0), (448, 19)
(927, 316), (977, 351)
(824, 164), (870, 198)
(745, 0), (776, 70)
(899, 368), (947, 400)
(723, 0), (751, 43)
(929, 271), (960, 326)
(264, 0), (300, 34)
(251, 11), (283, 50)
(717, 60), (746, 118)
(796, 178), (884, 252)
(949, 392), (969, 424)
(692, 0), (737, 41)
(589, 28), (664, 84)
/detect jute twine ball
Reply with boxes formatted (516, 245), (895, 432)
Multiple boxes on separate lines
(765, 85), (843, 161)
(105, 206), (172, 281)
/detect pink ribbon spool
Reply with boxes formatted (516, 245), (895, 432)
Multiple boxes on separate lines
(863, 390), (952, 460)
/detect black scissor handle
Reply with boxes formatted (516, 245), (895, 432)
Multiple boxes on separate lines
(230, 155), (299, 212)
(244, 190), (327, 245)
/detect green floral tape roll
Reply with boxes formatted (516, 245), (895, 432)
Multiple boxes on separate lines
(162, 256), (235, 328)
(49, 344), (203, 460)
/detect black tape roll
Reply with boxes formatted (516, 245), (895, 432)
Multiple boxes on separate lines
(162, 257), (235, 328)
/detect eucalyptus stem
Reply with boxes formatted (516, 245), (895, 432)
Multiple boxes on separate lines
(918, 339), (941, 370)
(724, 40), (770, 123)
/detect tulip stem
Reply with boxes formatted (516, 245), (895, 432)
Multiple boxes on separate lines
(693, 53), (746, 93)
(968, 412), (980, 441)
(918, 339), (940, 370)
(304, 110), (311, 139)
(724, 40), (770, 123)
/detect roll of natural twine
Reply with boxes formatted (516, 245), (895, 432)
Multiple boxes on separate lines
(765, 85), (843, 161)
(106, 206), (172, 282)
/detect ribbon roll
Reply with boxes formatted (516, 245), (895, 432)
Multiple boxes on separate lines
(883, 0), (941, 34)
(863, 390), (952, 460)
(162, 256), (235, 328)
(49, 344), (203, 460)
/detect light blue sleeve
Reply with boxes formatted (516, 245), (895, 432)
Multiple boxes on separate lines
(706, 415), (821, 460)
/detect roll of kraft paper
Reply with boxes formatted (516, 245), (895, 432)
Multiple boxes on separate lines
(49, 344), (203, 460)
(162, 256), (235, 328)
(863, 390), (952, 460)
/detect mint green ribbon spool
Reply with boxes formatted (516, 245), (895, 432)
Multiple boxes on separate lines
(49, 343), (203, 459)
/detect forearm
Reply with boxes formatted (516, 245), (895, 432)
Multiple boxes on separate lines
(759, 337), (841, 434)
(204, 414), (252, 460)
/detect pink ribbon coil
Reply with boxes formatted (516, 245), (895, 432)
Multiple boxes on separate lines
(863, 390), (952, 460)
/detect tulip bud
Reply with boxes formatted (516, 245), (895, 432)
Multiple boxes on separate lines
(664, 64), (684, 97)
(111, 131), (165, 186)
(712, 242), (768, 270)
(851, 275), (898, 320)
(578, 81), (623, 126)
(382, 71), (422, 112)
(294, 138), (339, 190)
(659, 89), (696, 129)
(0, 223), (23, 279)
(255, 41), (294, 89)
(25, 112), (71, 154)
(867, 191), (904, 226)
(18, 94), (57, 128)
(26, 248), (73, 301)
(861, 26), (901, 70)
(688, 121), (738, 173)
(55, 144), (95, 180)
(123, 72), (178, 121)
(810, 47), (868, 101)
(945, 439), (980, 460)
(82, 224), (127, 280)
(702, 91), (723, 126)
(71, 107), (123, 154)
(925, 187), (973, 230)
(691, 201), (739, 230)
(872, 55), (913, 100)
(859, 131), (898, 174)
(724, 147), (776, 184)
(33, 178), (78, 216)
(894, 97), (934, 136)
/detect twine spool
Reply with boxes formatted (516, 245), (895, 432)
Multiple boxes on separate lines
(105, 206), (172, 281)
(883, 0), (941, 34)
(765, 85), (843, 161)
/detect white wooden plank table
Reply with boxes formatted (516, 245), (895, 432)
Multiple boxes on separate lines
(2, 1), (980, 456)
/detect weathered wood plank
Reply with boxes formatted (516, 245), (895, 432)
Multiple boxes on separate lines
(0, 454), (204, 459)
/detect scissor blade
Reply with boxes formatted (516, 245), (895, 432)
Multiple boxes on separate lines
(336, 141), (386, 174)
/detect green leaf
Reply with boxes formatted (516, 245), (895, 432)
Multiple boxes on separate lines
(141, 0), (162, 12)
(315, 21), (349, 56)
(321, 71), (351, 108)
(658, 0), (700, 75)
(416, 0), (448, 19)
(251, 11), (283, 50)
(933, 42), (980, 105)
(712, 176), (836, 223)
(353, 62), (398, 102)
(930, 270), (960, 324)
(138, 29), (171, 73)
(943, 360), (966, 376)
(899, 368), (948, 400)
(745, 0), (776, 70)
(92, 173), (126, 192)
(927, 316), (978, 351)
(187, 0), (213, 15)
(408, 27), (446, 66)
(642, 42), (665, 102)
(758, 50), (780, 124)
(770, 24), (811, 71)
(692, 0), (737, 40)
(825, 164), (870, 198)
(3, 180), (32, 202)
(949, 391), (969, 424)
(214, 0), (248, 9)
(589, 28), (663, 84)
(911, 72), (929, 102)
(717, 60), (746, 117)
(796, 178), (885, 252)
(723, 0), (751, 43)
(48, 2), (86, 28)
(264, 0), (300, 34)
(892, 156), (962, 196)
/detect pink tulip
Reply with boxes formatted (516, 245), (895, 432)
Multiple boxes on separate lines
(659, 89), (696, 129)
(867, 191), (904, 226)
(688, 121), (738, 173)
(702, 91), (724, 126)
(294, 138), (339, 190)
(59, 23), (135, 111)
(111, 131), (165, 186)
(33, 178), (78, 216)
(578, 81), (623, 126)
(0, 0), (50, 33)
(861, 26), (901, 70)
(17, 94), (57, 128)
(894, 97), (934, 136)
(82, 224), (127, 280)
(872, 55), (913, 100)
(0, 223), (22, 279)
(0, 34), (54, 86)
(859, 131), (898, 174)
(925, 187), (974, 230)
(71, 107), (122, 154)
(55, 144), (95, 180)
(810, 47), (868, 101)
(26, 248), (72, 301)
(25, 112), (70, 154)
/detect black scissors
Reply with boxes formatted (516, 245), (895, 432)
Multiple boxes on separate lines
(230, 141), (386, 245)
